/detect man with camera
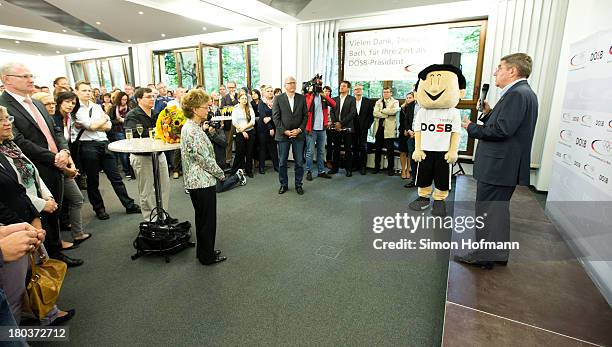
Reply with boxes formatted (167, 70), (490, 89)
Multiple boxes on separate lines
(303, 74), (336, 181)
(329, 81), (357, 177)
(202, 106), (247, 192)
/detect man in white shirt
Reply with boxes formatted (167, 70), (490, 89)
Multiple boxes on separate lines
(73, 81), (140, 220)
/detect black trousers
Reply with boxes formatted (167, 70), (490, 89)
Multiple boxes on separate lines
(374, 126), (394, 171)
(354, 130), (369, 171)
(189, 186), (217, 263)
(474, 181), (516, 261)
(79, 141), (135, 212)
(232, 130), (255, 175)
(331, 130), (353, 171)
(39, 171), (63, 257)
(325, 129), (334, 162)
(257, 131), (279, 171)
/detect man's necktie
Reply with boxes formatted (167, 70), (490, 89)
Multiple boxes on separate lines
(24, 98), (58, 153)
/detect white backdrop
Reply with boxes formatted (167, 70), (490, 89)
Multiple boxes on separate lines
(546, 28), (612, 304)
(343, 24), (448, 81)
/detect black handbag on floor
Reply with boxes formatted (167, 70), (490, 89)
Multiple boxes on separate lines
(132, 219), (195, 263)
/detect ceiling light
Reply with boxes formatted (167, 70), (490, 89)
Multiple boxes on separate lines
(202, 26), (207, 31)
(96, 21), (101, 25)
(56, 51), (61, 54)
(161, 33), (166, 37)
(62, 29), (67, 32)
(14, 40), (20, 44)
(37, 54), (42, 56)
(127, 39), (132, 43)
(138, 11), (144, 15)
(77, 48), (81, 50)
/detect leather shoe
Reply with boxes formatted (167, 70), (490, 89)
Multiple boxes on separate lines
(278, 186), (288, 194)
(306, 171), (313, 181)
(214, 249), (222, 256)
(360, 168), (366, 175)
(453, 254), (494, 269)
(317, 172), (332, 179)
(95, 209), (109, 220)
(126, 205), (141, 214)
(346, 171), (352, 177)
(373, 168), (380, 174)
(259, 168), (265, 174)
(53, 253), (84, 268)
(73, 233), (92, 245)
(50, 309), (75, 326)
(296, 186), (304, 195)
(328, 168), (338, 174)
(201, 255), (227, 265)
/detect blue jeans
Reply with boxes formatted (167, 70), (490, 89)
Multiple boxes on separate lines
(216, 173), (240, 193)
(305, 130), (326, 173)
(0, 288), (25, 346)
(278, 138), (305, 187)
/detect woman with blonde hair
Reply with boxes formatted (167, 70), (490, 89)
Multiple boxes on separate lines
(180, 90), (227, 265)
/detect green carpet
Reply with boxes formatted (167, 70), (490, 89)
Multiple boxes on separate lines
(40, 165), (449, 346)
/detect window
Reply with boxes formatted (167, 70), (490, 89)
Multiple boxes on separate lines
(340, 20), (486, 156)
(69, 55), (131, 89)
(222, 45), (246, 88)
(202, 46), (220, 94)
(248, 44), (260, 91)
(152, 41), (258, 93)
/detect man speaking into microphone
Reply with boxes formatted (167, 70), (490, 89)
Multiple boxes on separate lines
(458, 53), (538, 269)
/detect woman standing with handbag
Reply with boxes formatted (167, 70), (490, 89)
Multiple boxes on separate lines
(0, 106), (75, 325)
(180, 90), (227, 266)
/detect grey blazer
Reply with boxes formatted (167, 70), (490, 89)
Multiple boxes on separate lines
(272, 93), (308, 142)
(468, 80), (538, 186)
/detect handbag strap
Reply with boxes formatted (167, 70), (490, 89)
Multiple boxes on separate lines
(70, 107), (92, 145)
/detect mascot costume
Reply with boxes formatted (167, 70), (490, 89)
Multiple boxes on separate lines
(408, 64), (466, 216)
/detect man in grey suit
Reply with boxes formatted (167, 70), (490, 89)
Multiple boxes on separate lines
(272, 76), (308, 195)
(458, 53), (538, 269)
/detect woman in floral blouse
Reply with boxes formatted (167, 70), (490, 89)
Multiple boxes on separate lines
(180, 89), (227, 265)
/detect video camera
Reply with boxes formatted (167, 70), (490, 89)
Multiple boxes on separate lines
(302, 73), (323, 94)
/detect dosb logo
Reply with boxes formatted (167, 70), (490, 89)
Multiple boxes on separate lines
(581, 115), (593, 126)
(591, 140), (612, 157)
(421, 123), (453, 132)
(559, 129), (573, 142)
(583, 163), (596, 178)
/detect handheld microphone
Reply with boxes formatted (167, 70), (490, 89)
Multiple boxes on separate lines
(478, 84), (489, 112)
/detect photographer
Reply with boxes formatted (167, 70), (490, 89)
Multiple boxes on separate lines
(203, 109), (247, 192)
(303, 74), (336, 180)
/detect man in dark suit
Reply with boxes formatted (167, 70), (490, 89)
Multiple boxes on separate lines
(272, 76), (308, 195)
(353, 84), (374, 175)
(458, 53), (538, 269)
(0, 62), (83, 267)
(220, 81), (239, 167)
(329, 81), (357, 177)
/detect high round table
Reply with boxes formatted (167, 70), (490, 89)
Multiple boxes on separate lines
(108, 138), (180, 224)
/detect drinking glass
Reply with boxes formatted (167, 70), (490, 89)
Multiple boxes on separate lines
(125, 128), (133, 140)
(136, 124), (144, 137)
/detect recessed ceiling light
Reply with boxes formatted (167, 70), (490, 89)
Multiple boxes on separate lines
(96, 21), (101, 25)
(127, 39), (132, 43)
(202, 26), (207, 31)
(62, 29), (67, 32)
(161, 33), (166, 37)
(37, 54), (42, 56)
(77, 47), (81, 50)
(56, 50), (61, 54)
(138, 11), (144, 15)
(14, 40), (20, 44)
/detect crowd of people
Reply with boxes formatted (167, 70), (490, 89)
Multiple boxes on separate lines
(0, 62), (420, 332)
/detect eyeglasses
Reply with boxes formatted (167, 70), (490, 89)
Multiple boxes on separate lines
(0, 115), (15, 124)
(6, 74), (35, 79)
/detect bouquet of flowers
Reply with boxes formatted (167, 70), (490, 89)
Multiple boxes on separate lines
(156, 104), (186, 144)
(220, 105), (234, 118)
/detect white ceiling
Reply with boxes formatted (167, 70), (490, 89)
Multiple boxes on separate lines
(0, 37), (82, 55)
(0, 0), (471, 57)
